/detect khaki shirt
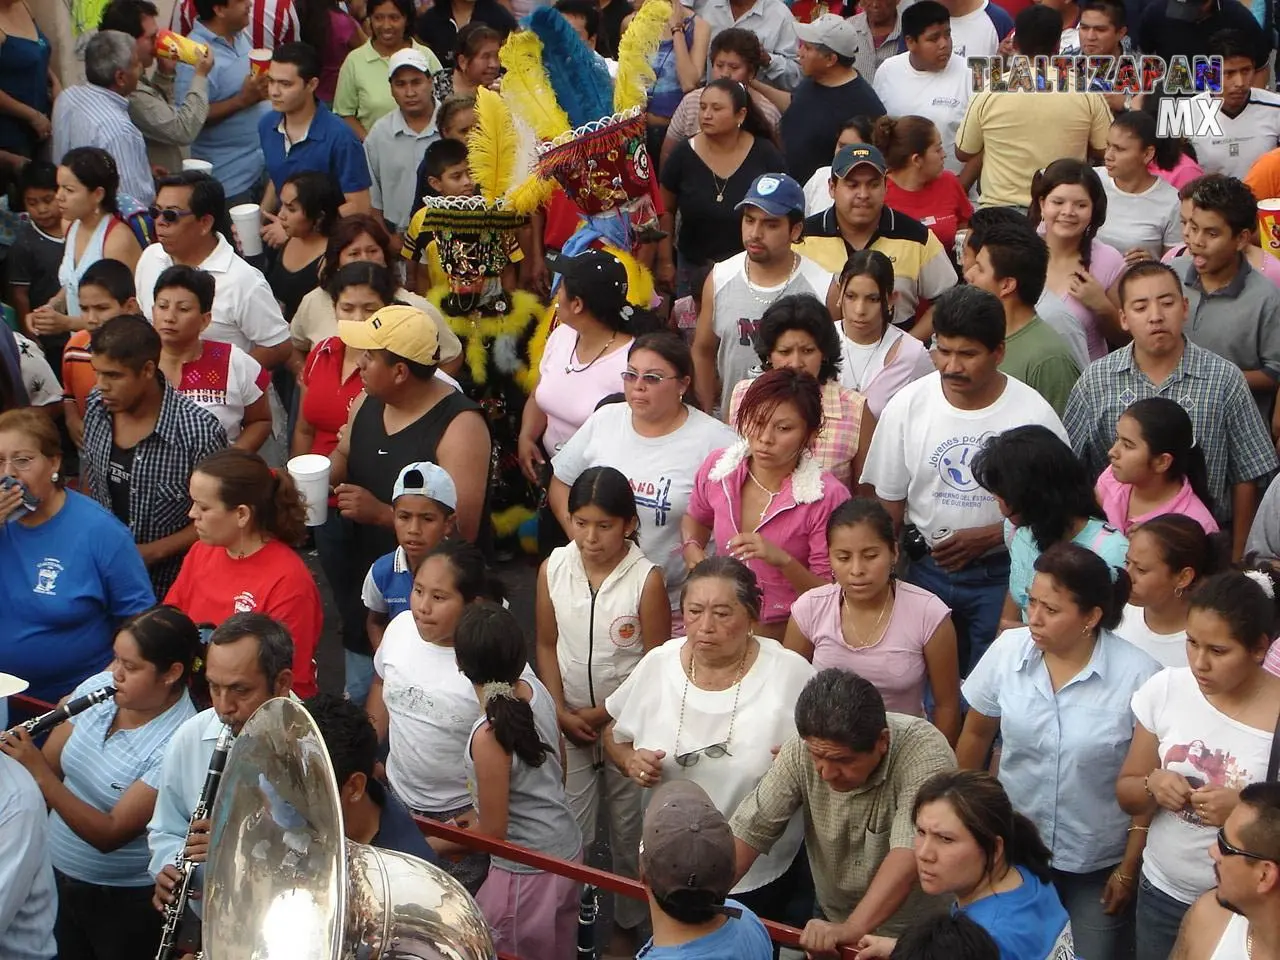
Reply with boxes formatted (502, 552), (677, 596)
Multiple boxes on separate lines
(729, 714), (955, 932)
(129, 71), (210, 175)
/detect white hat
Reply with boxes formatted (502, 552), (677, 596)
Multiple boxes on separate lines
(392, 462), (458, 510)
(794, 14), (861, 59)
(388, 48), (433, 80)
(0, 673), (30, 699)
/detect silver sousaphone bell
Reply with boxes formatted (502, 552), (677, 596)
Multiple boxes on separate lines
(203, 697), (496, 959)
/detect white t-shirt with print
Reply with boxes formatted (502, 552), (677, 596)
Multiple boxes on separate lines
(375, 610), (536, 812)
(949, 1), (1004, 58)
(1116, 604), (1188, 669)
(606, 637), (816, 894)
(552, 402), (737, 610)
(1095, 169), (1182, 260)
(14, 331), (60, 407)
(860, 372), (1068, 544)
(873, 54), (972, 175)
(1132, 667), (1276, 904)
(1189, 89), (1280, 180)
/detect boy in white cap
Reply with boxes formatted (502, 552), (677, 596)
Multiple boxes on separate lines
(365, 49), (441, 241)
(362, 461), (458, 652)
(639, 780), (774, 959)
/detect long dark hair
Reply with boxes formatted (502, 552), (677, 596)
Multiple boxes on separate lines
(119, 604), (202, 687)
(454, 602), (552, 767)
(1028, 159), (1107, 268)
(701, 78), (774, 144)
(1121, 397), (1213, 513)
(913, 770), (1054, 883)
(194, 448), (308, 545)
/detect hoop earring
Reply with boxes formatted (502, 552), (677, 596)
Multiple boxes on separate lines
(1174, 586), (1185, 598)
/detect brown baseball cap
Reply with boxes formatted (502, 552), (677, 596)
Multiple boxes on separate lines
(640, 780), (738, 912)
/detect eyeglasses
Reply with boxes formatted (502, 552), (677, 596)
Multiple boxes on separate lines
(1217, 828), (1271, 861)
(675, 742), (732, 767)
(0, 456), (37, 471)
(148, 206), (195, 224)
(622, 371), (679, 385)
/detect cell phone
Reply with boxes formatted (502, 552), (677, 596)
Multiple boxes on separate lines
(0, 476), (38, 520)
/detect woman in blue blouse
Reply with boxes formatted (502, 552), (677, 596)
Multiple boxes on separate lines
(0, 408), (156, 705)
(857, 770), (1072, 960)
(956, 542), (1162, 960)
(0, 605), (199, 959)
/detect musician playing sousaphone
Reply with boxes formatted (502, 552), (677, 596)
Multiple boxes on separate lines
(0, 605), (200, 959)
(146, 613), (295, 957)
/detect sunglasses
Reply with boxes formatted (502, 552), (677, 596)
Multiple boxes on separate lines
(675, 742), (732, 767)
(622, 371), (679, 385)
(149, 206), (195, 224)
(1217, 827), (1270, 861)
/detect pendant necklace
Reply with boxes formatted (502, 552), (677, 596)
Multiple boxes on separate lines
(565, 334), (616, 374)
(711, 170), (729, 203)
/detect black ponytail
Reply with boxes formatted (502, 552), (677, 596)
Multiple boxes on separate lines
(455, 602), (551, 767)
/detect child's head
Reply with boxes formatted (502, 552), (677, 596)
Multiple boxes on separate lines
(437, 94), (476, 143)
(151, 265), (215, 350)
(410, 540), (504, 645)
(567, 466), (639, 562)
(422, 137), (473, 198)
(455, 601), (551, 767)
(392, 461), (457, 568)
(1109, 397), (1213, 509)
(78, 259), (139, 331)
(1125, 514), (1220, 611)
(18, 160), (59, 231)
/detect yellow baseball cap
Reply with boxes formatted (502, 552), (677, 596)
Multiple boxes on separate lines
(338, 304), (440, 366)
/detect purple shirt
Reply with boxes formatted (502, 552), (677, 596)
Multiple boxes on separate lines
(686, 443), (851, 624)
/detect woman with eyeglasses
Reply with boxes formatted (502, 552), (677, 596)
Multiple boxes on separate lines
(549, 332), (737, 623)
(1116, 567), (1280, 960)
(604, 557), (816, 926)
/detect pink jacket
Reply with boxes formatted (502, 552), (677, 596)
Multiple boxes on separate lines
(687, 442), (852, 624)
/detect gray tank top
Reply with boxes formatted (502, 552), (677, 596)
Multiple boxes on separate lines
(464, 677), (583, 873)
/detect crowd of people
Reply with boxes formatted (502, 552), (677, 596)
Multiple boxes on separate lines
(3, 0), (1280, 956)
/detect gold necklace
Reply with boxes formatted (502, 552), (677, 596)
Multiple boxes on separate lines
(843, 588), (893, 648)
(674, 645), (749, 759)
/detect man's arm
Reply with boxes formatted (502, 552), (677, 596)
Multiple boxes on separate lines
(728, 739), (806, 883)
(836, 849), (919, 944)
(130, 72), (211, 147)
(0, 784), (50, 935)
(691, 272), (720, 414)
(339, 189), (372, 217)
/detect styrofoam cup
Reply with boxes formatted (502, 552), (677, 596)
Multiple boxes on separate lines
(182, 158), (213, 174)
(229, 203), (263, 257)
(287, 454), (331, 526)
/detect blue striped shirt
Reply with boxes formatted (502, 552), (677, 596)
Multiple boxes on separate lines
(48, 671), (195, 887)
(0, 754), (56, 960)
(50, 85), (155, 207)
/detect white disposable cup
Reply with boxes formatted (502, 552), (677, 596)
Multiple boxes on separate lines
(229, 202), (264, 257)
(1258, 198), (1280, 257)
(287, 454), (331, 527)
(182, 158), (213, 173)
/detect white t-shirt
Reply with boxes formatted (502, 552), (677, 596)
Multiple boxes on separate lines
(805, 166), (834, 217)
(553, 402), (737, 610)
(860, 372), (1068, 544)
(176, 341), (266, 442)
(1189, 90), (1280, 179)
(873, 54), (971, 175)
(1116, 603), (1188, 669)
(135, 235), (291, 352)
(1132, 667), (1277, 904)
(374, 610), (536, 812)
(606, 637), (816, 893)
(949, 1), (1005, 58)
(1095, 169), (1181, 260)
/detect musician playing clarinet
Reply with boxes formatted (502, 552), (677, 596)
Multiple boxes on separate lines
(0, 606), (199, 960)
(146, 613), (294, 957)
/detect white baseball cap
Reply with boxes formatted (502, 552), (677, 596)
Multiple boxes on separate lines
(388, 48), (433, 80)
(392, 462), (458, 510)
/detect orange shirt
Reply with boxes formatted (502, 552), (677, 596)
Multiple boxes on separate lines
(1245, 147), (1280, 204)
(61, 330), (95, 416)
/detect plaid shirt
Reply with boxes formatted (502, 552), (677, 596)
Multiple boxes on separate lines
(1064, 339), (1277, 521)
(82, 379), (227, 597)
(730, 379), (866, 488)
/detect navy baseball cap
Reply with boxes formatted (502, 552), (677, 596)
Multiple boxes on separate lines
(735, 173), (806, 217)
(832, 144), (887, 179)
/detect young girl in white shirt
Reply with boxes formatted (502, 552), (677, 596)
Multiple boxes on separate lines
(534, 465), (669, 953)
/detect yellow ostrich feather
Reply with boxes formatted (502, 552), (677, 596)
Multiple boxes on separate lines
(507, 174), (559, 217)
(614, 0), (672, 114)
(602, 243), (656, 307)
(467, 87), (520, 203)
(499, 32), (573, 142)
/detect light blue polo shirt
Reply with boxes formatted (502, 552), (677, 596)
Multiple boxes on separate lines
(175, 22), (270, 197)
(259, 101), (372, 197)
(47, 671), (197, 886)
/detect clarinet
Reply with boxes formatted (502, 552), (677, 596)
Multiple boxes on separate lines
(2, 686), (116, 740)
(155, 725), (235, 960)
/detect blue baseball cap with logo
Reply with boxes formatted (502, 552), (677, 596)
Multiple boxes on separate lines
(735, 173), (806, 218)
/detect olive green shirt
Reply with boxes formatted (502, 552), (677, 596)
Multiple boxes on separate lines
(999, 315), (1082, 418)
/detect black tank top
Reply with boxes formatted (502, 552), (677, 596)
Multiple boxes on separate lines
(348, 389), (482, 566)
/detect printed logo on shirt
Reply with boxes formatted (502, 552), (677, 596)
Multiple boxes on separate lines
(233, 591), (259, 613)
(630, 476), (673, 527)
(1163, 740), (1255, 826)
(610, 615), (642, 648)
(736, 317), (761, 348)
(33, 556), (63, 595)
(1049, 925), (1075, 960)
(931, 433), (994, 493)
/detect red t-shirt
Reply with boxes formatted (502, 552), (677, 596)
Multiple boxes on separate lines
(885, 172), (973, 255)
(164, 539), (321, 697)
(301, 337), (363, 458)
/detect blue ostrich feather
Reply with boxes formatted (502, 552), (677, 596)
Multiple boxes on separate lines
(524, 6), (614, 128)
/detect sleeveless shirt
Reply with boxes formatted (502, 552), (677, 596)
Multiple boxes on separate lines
(1208, 914), (1250, 960)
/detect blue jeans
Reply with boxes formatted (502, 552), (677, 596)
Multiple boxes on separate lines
(1052, 867), (1134, 960)
(1135, 874), (1189, 960)
(905, 552), (1010, 676)
(344, 650), (375, 706)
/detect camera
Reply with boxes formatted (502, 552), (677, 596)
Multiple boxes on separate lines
(902, 524), (930, 562)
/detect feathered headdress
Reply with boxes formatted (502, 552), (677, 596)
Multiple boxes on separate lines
(526, 6), (614, 129)
(614, 1), (672, 114)
(498, 30), (573, 143)
(468, 87), (521, 205)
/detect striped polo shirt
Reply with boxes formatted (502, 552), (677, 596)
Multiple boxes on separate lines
(48, 671), (196, 886)
(795, 205), (958, 329)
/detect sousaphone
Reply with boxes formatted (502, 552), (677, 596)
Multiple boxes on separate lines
(202, 698), (496, 959)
